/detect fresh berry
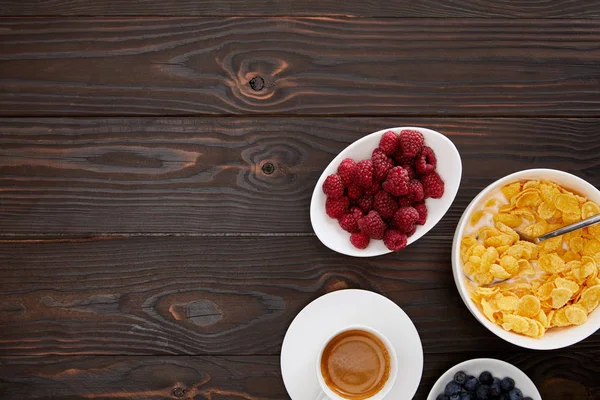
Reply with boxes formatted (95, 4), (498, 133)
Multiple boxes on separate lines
(445, 381), (462, 396)
(383, 229), (407, 251)
(454, 371), (467, 385)
(421, 171), (445, 199)
(357, 211), (386, 239)
(405, 225), (417, 237)
(500, 377), (515, 392)
(357, 195), (374, 213)
(507, 389), (523, 400)
(479, 371), (493, 386)
(402, 164), (417, 180)
(475, 385), (490, 400)
(398, 129), (424, 158)
(382, 166), (410, 197)
(350, 231), (370, 249)
(414, 202), (428, 225)
(490, 378), (502, 396)
(522, 398), (533, 400)
(397, 196), (414, 208)
(393, 206), (419, 233)
(464, 376), (479, 393)
(325, 196), (349, 219)
(408, 179), (425, 202)
(416, 146), (437, 175)
(449, 395), (460, 400)
(322, 174), (344, 199)
(372, 148), (394, 181)
(460, 394), (474, 400)
(378, 130), (399, 155)
(392, 150), (414, 166)
(365, 182), (380, 196)
(337, 158), (357, 187)
(350, 206), (363, 218)
(347, 184), (364, 200)
(436, 395), (449, 400)
(339, 213), (360, 233)
(373, 190), (398, 220)
(355, 160), (374, 188)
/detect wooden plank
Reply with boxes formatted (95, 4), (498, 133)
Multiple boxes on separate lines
(1, 236), (599, 357)
(0, 352), (598, 400)
(1, 0), (600, 18)
(2, 18), (600, 117)
(1, 117), (599, 235)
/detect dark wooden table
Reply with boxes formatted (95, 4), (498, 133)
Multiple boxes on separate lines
(1, 1), (600, 399)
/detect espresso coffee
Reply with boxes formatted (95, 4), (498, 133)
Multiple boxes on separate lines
(320, 329), (391, 399)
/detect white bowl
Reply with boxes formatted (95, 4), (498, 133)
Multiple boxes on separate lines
(427, 358), (541, 400)
(310, 127), (462, 257)
(452, 168), (600, 349)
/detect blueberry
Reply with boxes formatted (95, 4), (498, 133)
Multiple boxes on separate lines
(523, 398), (533, 400)
(490, 378), (502, 396)
(496, 395), (507, 400)
(508, 388), (523, 400)
(479, 371), (494, 386)
(500, 377), (515, 392)
(436, 395), (448, 400)
(454, 370), (468, 385)
(475, 384), (491, 400)
(460, 394), (475, 400)
(464, 376), (479, 393)
(445, 381), (463, 396)
(450, 395), (461, 400)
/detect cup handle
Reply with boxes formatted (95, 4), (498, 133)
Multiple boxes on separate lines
(315, 390), (329, 400)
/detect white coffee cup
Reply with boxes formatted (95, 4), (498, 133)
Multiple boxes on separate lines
(315, 325), (398, 400)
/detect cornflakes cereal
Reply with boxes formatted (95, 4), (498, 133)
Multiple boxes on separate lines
(461, 179), (600, 338)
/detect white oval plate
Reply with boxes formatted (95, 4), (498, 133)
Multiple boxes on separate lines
(280, 289), (423, 400)
(452, 168), (600, 349)
(427, 358), (541, 400)
(310, 127), (462, 257)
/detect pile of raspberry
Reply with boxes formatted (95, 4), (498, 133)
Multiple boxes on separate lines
(322, 129), (444, 251)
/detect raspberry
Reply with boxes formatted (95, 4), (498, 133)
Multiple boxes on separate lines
(405, 225), (417, 237)
(339, 212), (360, 233)
(325, 196), (349, 219)
(350, 231), (370, 249)
(322, 174), (344, 199)
(397, 196), (413, 208)
(373, 190), (398, 220)
(337, 158), (357, 187)
(398, 129), (424, 158)
(421, 171), (445, 199)
(350, 206), (363, 219)
(365, 182), (380, 196)
(393, 150), (414, 166)
(414, 202), (427, 225)
(408, 179), (424, 202)
(356, 195), (374, 213)
(382, 166), (410, 197)
(392, 206), (419, 233)
(378, 130), (399, 155)
(415, 146), (437, 176)
(347, 184), (364, 200)
(355, 160), (373, 188)
(383, 229), (407, 251)
(357, 211), (386, 239)
(402, 164), (416, 180)
(372, 148), (394, 182)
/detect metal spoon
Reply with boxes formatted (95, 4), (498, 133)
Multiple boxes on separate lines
(515, 213), (600, 244)
(465, 213), (600, 287)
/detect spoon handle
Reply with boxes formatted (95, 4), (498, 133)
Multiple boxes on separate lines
(537, 213), (600, 242)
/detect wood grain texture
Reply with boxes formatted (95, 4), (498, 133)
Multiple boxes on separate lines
(2, 18), (600, 117)
(1, 236), (599, 357)
(1, 117), (599, 235)
(2, 0), (600, 17)
(0, 352), (598, 400)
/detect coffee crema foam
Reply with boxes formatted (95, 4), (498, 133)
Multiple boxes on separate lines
(320, 329), (391, 399)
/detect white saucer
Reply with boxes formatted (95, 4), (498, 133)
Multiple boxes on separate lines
(281, 289), (423, 399)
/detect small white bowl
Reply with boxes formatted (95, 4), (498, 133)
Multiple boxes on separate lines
(452, 168), (600, 349)
(310, 127), (462, 257)
(427, 358), (541, 400)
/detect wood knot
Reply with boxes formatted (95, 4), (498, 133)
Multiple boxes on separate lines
(261, 161), (275, 175)
(172, 387), (186, 398)
(249, 76), (265, 91)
